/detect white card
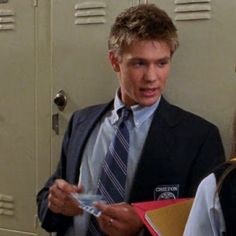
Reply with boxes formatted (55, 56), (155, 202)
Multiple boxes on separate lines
(70, 193), (104, 217)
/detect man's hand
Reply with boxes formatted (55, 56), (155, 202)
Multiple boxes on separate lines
(95, 202), (143, 236)
(48, 179), (84, 216)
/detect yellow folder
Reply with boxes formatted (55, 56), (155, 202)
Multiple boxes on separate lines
(145, 199), (193, 236)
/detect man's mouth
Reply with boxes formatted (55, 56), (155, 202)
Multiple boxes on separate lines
(140, 88), (158, 96)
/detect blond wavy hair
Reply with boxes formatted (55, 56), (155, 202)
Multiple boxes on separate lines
(108, 4), (179, 56)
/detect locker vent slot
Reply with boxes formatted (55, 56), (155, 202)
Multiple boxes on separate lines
(175, 4), (211, 12)
(0, 0), (8, 3)
(175, 1), (211, 21)
(0, 193), (14, 216)
(0, 9), (15, 31)
(175, 0), (210, 3)
(74, 1), (106, 25)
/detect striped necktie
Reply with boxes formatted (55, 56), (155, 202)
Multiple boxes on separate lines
(86, 107), (131, 235)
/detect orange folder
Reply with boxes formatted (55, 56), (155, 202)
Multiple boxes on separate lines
(132, 198), (193, 236)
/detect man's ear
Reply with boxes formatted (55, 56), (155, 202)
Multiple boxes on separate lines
(108, 51), (120, 72)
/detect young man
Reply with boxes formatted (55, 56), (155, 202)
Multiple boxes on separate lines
(37, 4), (225, 236)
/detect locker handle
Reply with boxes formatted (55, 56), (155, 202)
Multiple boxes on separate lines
(52, 113), (59, 135)
(54, 90), (67, 111)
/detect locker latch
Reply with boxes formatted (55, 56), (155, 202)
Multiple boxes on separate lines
(52, 113), (59, 135)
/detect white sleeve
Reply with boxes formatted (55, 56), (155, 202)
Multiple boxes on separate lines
(183, 173), (225, 236)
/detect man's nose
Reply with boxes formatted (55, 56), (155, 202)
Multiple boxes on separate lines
(145, 65), (157, 82)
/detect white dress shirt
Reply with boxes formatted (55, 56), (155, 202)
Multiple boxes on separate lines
(66, 92), (160, 236)
(183, 173), (226, 236)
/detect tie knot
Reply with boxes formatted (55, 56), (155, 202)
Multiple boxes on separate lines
(118, 107), (131, 123)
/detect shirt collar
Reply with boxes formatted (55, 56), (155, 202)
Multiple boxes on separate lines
(111, 90), (161, 127)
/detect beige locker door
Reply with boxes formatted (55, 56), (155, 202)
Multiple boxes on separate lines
(149, 0), (236, 156)
(0, 0), (38, 236)
(51, 0), (136, 169)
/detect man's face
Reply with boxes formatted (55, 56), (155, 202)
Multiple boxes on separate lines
(109, 40), (171, 107)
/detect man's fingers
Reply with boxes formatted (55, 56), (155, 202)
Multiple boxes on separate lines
(96, 202), (130, 220)
(48, 179), (85, 216)
(55, 179), (79, 193)
(95, 201), (109, 212)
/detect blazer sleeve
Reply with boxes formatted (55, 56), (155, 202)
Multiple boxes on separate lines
(36, 113), (75, 233)
(186, 125), (225, 196)
(36, 102), (110, 233)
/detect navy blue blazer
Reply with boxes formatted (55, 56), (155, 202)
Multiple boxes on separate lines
(37, 97), (225, 235)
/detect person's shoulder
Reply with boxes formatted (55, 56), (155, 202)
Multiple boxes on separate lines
(199, 173), (216, 189)
(214, 161), (236, 183)
(72, 100), (113, 120)
(63, 101), (113, 134)
(159, 97), (218, 130)
(74, 103), (107, 115)
(171, 103), (215, 127)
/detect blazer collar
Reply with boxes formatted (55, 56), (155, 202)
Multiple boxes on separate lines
(155, 96), (185, 127)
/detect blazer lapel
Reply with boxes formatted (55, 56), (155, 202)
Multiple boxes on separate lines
(67, 101), (113, 184)
(129, 97), (183, 202)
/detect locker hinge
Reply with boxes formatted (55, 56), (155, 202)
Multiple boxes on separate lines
(33, 0), (38, 7)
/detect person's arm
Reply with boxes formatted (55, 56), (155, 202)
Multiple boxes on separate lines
(37, 177), (83, 232)
(36, 171), (72, 232)
(184, 173), (225, 236)
(36, 113), (80, 232)
(187, 125), (225, 196)
(48, 179), (83, 216)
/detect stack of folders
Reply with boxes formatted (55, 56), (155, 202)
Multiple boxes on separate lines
(132, 198), (193, 236)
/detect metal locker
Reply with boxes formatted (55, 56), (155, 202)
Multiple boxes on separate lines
(1, 0), (236, 236)
(149, 0), (236, 157)
(50, 0), (137, 170)
(0, 0), (39, 235)
(0, 1), (139, 235)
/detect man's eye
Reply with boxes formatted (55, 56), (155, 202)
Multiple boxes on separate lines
(132, 61), (145, 67)
(158, 60), (169, 67)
